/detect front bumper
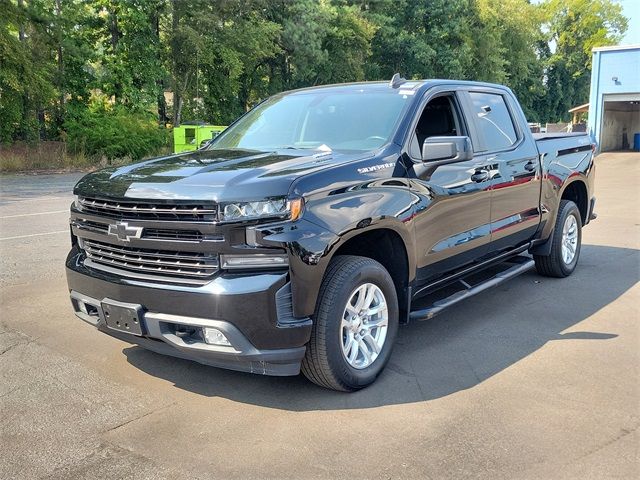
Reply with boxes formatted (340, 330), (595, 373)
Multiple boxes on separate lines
(66, 247), (311, 376)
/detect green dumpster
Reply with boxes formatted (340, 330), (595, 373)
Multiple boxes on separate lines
(173, 123), (227, 153)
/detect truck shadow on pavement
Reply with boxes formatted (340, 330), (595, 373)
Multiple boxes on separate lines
(123, 244), (636, 410)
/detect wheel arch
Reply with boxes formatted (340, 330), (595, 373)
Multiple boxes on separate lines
(330, 227), (413, 322)
(559, 178), (588, 225)
(531, 177), (588, 256)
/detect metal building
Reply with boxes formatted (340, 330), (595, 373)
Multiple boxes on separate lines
(588, 45), (640, 152)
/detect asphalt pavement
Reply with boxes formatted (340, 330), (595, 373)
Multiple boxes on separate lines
(0, 153), (638, 479)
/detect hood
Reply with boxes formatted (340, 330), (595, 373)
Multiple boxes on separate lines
(74, 148), (364, 202)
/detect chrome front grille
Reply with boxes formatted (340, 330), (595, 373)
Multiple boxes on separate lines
(73, 218), (204, 242)
(78, 197), (218, 222)
(73, 197), (222, 284)
(82, 239), (218, 283)
(143, 228), (203, 241)
(74, 219), (109, 234)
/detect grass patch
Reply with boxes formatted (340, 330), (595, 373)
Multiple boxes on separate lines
(0, 141), (171, 174)
(0, 141), (87, 173)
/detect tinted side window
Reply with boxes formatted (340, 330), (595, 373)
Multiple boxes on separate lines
(410, 94), (463, 159)
(469, 92), (517, 151)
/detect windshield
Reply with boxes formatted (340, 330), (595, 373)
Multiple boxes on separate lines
(209, 89), (412, 152)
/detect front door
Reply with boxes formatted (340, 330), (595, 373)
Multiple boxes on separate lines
(408, 91), (493, 285)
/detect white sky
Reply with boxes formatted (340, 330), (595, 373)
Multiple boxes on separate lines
(618, 0), (640, 44)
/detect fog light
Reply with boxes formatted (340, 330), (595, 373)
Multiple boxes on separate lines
(220, 253), (288, 269)
(78, 301), (88, 315)
(203, 327), (231, 346)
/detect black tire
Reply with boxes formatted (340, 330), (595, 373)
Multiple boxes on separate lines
(301, 255), (399, 392)
(534, 200), (582, 278)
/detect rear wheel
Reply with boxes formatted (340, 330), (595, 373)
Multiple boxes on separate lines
(534, 199), (582, 278)
(301, 255), (399, 391)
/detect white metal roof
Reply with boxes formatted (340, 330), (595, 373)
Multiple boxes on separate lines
(592, 44), (640, 52)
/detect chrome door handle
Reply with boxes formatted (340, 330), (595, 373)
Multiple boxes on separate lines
(471, 170), (489, 182)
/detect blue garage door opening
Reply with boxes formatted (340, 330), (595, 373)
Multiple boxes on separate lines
(588, 45), (640, 152)
(601, 97), (640, 151)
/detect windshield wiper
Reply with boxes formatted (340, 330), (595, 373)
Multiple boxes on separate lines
(273, 144), (333, 152)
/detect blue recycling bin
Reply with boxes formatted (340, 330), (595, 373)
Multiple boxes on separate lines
(634, 133), (640, 152)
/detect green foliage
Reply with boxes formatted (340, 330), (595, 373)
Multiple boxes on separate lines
(469, 0), (546, 121)
(0, 0), (55, 142)
(363, 0), (475, 80)
(195, 2), (283, 124)
(541, 0), (628, 121)
(0, 0), (631, 170)
(258, 0), (377, 112)
(94, 0), (166, 109)
(64, 105), (169, 160)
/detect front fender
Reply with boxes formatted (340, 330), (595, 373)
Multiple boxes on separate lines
(255, 187), (418, 318)
(252, 218), (338, 318)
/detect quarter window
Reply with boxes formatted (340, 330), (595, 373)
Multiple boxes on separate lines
(469, 92), (518, 151)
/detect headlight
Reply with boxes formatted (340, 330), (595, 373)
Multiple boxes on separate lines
(73, 195), (81, 210)
(220, 198), (304, 222)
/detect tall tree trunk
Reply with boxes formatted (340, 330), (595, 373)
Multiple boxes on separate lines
(174, 94), (183, 127)
(55, 0), (64, 103)
(55, 0), (65, 135)
(171, 0), (182, 126)
(16, 0), (35, 139)
(108, 2), (121, 103)
(158, 87), (168, 126)
(37, 109), (46, 140)
(17, 0), (25, 42)
(153, 6), (167, 125)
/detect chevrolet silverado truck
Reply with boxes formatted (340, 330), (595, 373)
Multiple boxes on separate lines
(66, 77), (596, 391)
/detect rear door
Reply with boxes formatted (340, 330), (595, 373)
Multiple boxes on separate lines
(462, 89), (541, 252)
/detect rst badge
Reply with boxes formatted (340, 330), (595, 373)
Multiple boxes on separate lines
(107, 222), (143, 242)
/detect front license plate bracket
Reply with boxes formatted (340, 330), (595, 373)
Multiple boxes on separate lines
(100, 299), (145, 336)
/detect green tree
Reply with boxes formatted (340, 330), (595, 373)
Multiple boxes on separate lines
(469, 0), (546, 121)
(0, 0), (632, 158)
(541, 0), (628, 121)
(167, 0), (281, 125)
(0, 0), (57, 141)
(268, 0), (375, 90)
(364, 0), (475, 80)
(1, 0), (37, 141)
(94, 0), (167, 110)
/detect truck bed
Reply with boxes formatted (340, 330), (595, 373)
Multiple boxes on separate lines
(532, 132), (589, 141)
(533, 132), (593, 157)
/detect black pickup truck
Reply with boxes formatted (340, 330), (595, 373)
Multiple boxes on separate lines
(66, 78), (596, 391)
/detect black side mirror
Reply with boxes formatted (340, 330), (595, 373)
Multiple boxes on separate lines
(421, 136), (473, 163)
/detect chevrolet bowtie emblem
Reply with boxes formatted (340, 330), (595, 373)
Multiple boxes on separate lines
(107, 222), (143, 242)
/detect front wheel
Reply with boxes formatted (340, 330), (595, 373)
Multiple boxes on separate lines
(534, 199), (582, 278)
(301, 255), (399, 391)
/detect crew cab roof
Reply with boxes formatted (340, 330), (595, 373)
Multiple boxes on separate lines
(281, 79), (513, 97)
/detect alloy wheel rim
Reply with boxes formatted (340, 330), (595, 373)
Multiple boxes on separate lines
(341, 283), (388, 369)
(561, 214), (578, 264)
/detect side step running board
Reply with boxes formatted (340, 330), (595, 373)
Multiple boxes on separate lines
(409, 257), (535, 321)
